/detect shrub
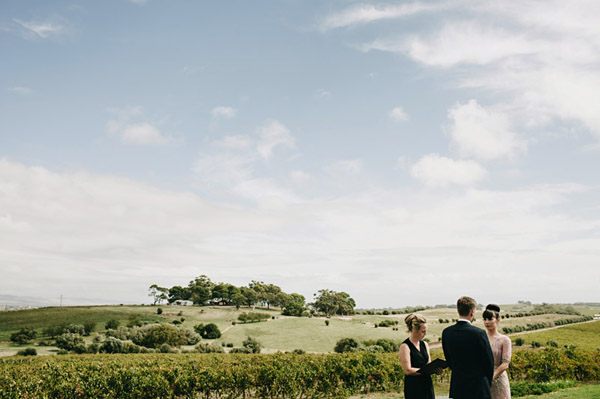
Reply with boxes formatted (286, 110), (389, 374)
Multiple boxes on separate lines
(514, 337), (525, 346)
(63, 324), (85, 335)
(16, 348), (37, 356)
(242, 336), (262, 353)
(547, 340), (559, 348)
(230, 347), (252, 354)
(42, 325), (64, 338)
(132, 324), (200, 348)
(100, 337), (126, 354)
(377, 320), (399, 328)
(363, 339), (399, 353)
(10, 328), (37, 345)
(83, 322), (96, 336)
(159, 343), (176, 353)
(238, 312), (271, 324)
(292, 349), (306, 354)
(105, 319), (120, 330)
(325, 320), (330, 326)
(157, 307), (163, 315)
(195, 343), (225, 353)
(55, 333), (85, 353)
(334, 338), (359, 353)
(194, 323), (221, 339)
(531, 341), (542, 348)
(105, 326), (133, 341)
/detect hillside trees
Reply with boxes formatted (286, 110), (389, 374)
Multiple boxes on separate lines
(189, 275), (215, 305)
(282, 293), (306, 316)
(167, 286), (191, 303)
(312, 289), (356, 316)
(148, 284), (168, 305)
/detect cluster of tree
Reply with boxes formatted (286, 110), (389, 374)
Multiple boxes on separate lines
(312, 289), (356, 317)
(237, 312), (271, 324)
(356, 305), (431, 315)
(333, 338), (400, 353)
(502, 316), (592, 334)
(375, 320), (399, 328)
(149, 275), (356, 317)
(148, 276), (305, 312)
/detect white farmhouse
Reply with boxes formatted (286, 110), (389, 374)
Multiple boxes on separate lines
(173, 300), (194, 306)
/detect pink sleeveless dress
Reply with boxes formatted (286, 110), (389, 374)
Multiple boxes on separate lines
(490, 334), (512, 399)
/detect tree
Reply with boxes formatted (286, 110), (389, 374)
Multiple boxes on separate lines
(211, 283), (238, 305)
(231, 291), (246, 309)
(168, 285), (191, 303)
(240, 286), (258, 308)
(105, 319), (120, 330)
(188, 275), (214, 305)
(194, 323), (221, 339)
(242, 336), (262, 353)
(312, 289), (356, 316)
(334, 338), (359, 353)
(10, 328), (37, 345)
(148, 284), (168, 305)
(282, 293), (306, 317)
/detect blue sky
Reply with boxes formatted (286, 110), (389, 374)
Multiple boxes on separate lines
(1, 0), (600, 307)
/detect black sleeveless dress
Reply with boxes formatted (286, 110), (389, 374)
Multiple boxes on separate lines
(403, 338), (435, 399)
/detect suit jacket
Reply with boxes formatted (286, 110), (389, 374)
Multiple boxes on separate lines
(442, 321), (494, 399)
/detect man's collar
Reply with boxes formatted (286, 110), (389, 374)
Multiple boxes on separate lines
(457, 318), (472, 324)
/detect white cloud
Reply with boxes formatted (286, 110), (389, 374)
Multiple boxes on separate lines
(448, 100), (526, 161)
(106, 106), (172, 146)
(193, 120), (297, 203)
(363, 22), (540, 68)
(315, 89), (331, 99)
(411, 154), (487, 187)
(256, 119), (296, 160)
(389, 106), (409, 122)
(352, 2), (600, 142)
(325, 159), (363, 176)
(3, 159), (599, 306)
(211, 106), (237, 119)
(320, 2), (452, 30)
(8, 86), (33, 96)
(13, 18), (66, 39)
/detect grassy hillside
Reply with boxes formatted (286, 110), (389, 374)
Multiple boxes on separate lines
(2, 304), (598, 355)
(512, 320), (600, 351)
(0, 306), (162, 341)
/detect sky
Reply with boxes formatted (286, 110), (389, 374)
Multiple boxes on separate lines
(1, 0), (600, 308)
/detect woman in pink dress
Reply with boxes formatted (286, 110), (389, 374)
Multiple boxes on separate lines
(483, 304), (512, 399)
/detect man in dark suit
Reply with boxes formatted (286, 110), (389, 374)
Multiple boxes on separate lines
(442, 296), (494, 399)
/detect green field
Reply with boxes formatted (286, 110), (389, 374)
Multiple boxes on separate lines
(2, 304), (599, 356)
(350, 384), (600, 398)
(512, 320), (600, 351)
(519, 384), (600, 399)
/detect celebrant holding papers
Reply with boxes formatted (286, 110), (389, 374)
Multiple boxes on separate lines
(399, 314), (447, 399)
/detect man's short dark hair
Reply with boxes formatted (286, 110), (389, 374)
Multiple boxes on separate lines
(457, 296), (477, 317)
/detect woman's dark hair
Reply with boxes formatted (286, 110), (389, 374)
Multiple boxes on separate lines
(483, 304), (501, 320)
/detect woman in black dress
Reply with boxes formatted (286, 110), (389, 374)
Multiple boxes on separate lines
(398, 313), (435, 399)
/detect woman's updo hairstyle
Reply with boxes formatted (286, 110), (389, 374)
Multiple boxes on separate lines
(404, 313), (427, 332)
(483, 304), (501, 320)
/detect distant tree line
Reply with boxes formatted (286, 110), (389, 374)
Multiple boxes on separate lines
(149, 275), (356, 317)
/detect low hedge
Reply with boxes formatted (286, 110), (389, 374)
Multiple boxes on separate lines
(0, 347), (598, 398)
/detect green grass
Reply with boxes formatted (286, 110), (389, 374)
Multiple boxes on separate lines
(348, 384), (600, 398)
(2, 305), (598, 355)
(512, 320), (600, 351)
(0, 306), (162, 340)
(518, 384), (600, 398)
